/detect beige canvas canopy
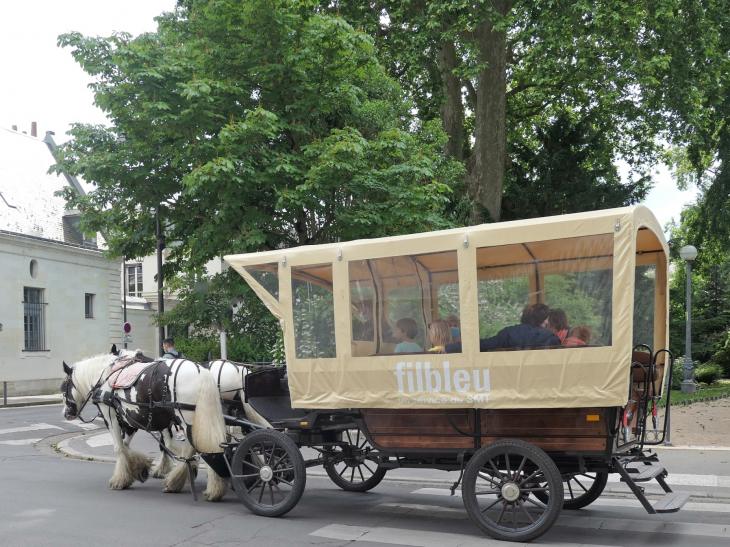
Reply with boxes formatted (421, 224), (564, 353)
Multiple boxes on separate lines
(225, 205), (668, 410)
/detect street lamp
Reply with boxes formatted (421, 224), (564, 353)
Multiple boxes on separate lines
(679, 245), (698, 395)
(115, 129), (166, 357)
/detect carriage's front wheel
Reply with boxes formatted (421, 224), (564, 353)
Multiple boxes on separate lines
(230, 429), (306, 517)
(462, 440), (563, 542)
(324, 428), (387, 492)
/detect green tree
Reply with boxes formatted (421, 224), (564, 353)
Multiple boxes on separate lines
(331, 0), (681, 222)
(50, 0), (463, 355)
(52, 0), (463, 278)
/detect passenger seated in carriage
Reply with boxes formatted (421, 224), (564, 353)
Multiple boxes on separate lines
(446, 315), (461, 343)
(427, 319), (453, 352)
(546, 308), (570, 344)
(563, 326), (595, 347)
(394, 318), (422, 353)
(442, 303), (560, 353)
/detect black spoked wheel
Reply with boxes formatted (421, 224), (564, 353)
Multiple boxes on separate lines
(462, 440), (563, 542)
(325, 428), (387, 492)
(230, 429), (305, 517)
(533, 471), (608, 510)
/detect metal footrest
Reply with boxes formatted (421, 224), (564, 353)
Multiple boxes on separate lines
(622, 466), (665, 482)
(654, 492), (690, 513)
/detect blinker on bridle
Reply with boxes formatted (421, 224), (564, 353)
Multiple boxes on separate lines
(62, 373), (97, 422)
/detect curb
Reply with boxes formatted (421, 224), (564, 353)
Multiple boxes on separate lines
(659, 392), (730, 408)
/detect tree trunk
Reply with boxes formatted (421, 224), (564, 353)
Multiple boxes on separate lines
(468, 1), (512, 223)
(437, 39), (463, 161)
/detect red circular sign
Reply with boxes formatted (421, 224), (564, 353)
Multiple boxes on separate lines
(123, 322), (132, 334)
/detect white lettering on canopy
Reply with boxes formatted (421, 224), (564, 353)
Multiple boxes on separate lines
(395, 361), (490, 395)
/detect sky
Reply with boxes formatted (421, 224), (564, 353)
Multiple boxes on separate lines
(1, 1), (697, 234)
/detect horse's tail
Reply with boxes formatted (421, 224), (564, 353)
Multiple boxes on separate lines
(192, 369), (226, 453)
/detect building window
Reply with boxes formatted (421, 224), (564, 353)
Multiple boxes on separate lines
(127, 264), (143, 297)
(23, 287), (47, 351)
(85, 293), (94, 318)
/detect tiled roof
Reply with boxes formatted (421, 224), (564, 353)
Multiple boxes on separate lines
(0, 127), (85, 245)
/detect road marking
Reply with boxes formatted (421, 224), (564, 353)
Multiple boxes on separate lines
(311, 524), (619, 547)
(605, 472), (721, 487)
(556, 515), (729, 538)
(412, 488), (730, 514)
(0, 438), (42, 445)
(0, 423), (64, 436)
(369, 503), (730, 538)
(86, 433), (112, 447)
(68, 420), (100, 431)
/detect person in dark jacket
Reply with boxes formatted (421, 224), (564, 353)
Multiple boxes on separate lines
(443, 303), (560, 353)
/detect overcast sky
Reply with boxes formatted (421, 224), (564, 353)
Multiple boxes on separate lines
(1, 1), (697, 233)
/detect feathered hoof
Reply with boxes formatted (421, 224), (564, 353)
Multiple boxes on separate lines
(150, 467), (168, 479)
(109, 476), (132, 490)
(202, 489), (224, 502)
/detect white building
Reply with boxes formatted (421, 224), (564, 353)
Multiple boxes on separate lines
(0, 126), (122, 396)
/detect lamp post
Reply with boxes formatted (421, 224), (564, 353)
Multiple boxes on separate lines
(679, 245), (698, 395)
(116, 129), (166, 357)
(156, 210), (165, 358)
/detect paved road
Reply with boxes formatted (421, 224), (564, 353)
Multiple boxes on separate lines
(0, 404), (728, 547)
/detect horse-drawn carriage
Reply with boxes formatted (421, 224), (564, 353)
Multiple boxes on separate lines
(62, 205), (684, 543)
(221, 204), (684, 542)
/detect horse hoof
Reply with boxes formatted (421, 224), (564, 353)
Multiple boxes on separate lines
(138, 467), (149, 483)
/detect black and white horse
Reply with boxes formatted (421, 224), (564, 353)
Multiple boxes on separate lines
(203, 359), (271, 426)
(61, 349), (228, 501)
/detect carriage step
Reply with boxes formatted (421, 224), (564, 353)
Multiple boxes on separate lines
(653, 492), (691, 513)
(622, 466), (666, 482)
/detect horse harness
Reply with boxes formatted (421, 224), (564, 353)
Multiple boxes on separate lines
(93, 358), (201, 437)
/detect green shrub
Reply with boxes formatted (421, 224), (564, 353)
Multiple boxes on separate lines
(670, 357), (685, 390)
(175, 336), (221, 362)
(694, 364), (723, 385)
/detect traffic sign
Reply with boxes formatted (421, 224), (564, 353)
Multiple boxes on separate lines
(123, 322), (132, 334)
(123, 333), (133, 343)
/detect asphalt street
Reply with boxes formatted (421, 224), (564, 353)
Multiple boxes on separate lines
(0, 404), (728, 547)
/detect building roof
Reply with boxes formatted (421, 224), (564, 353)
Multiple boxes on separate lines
(0, 127), (91, 247)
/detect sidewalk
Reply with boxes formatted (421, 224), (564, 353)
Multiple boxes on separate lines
(0, 394), (63, 408)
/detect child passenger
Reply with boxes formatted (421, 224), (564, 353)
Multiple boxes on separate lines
(427, 319), (453, 352)
(394, 318), (422, 353)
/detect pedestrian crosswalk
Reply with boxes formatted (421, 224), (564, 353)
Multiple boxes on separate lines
(367, 502), (730, 538)
(311, 523), (621, 547)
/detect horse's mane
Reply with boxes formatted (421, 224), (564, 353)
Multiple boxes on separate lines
(72, 349), (145, 395)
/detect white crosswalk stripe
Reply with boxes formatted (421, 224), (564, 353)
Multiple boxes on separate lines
(411, 487), (730, 514)
(371, 501), (730, 537)
(0, 438), (42, 446)
(0, 423), (64, 436)
(311, 523), (620, 547)
(67, 420), (100, 431)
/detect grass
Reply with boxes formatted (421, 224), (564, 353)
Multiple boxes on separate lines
(658, 381), (730, 407)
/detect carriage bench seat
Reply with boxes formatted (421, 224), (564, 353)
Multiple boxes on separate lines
(245, 368), (308, 423)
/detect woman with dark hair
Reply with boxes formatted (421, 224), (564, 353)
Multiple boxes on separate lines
(547, 308), (570, 343)
(443, 303), (560, 353)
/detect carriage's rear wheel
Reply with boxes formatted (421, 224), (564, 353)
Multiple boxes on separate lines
(462, 440), (563, 542)
(324, 428), (386, 492)
(533, 471), (608, 510)
(230, 429), (305, 517)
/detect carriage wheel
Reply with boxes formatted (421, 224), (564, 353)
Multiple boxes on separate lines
(462, 440), (563, 542)
(324, 428), (387, 492)
(230, 429), (306, 517)
(533, 471), (608, 510)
